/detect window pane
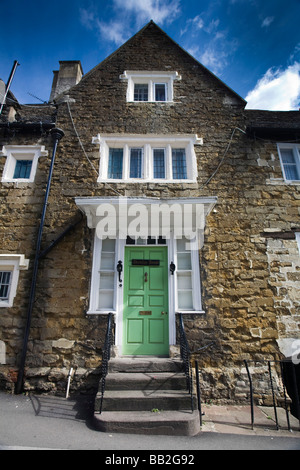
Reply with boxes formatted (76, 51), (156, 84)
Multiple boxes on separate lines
(13, 160), (32, 179)
(155, 84), (166, 101)
(177, 272), (192, 289)
(134, 84), (148, 101)
(178, 291), (193, 309)
(172, 149), (187, 179)
(108, 148), (123, 179)
(284, 165), (299, 180)
(0, 271), (11, 300)
(280, 149), (295, 164)
(100, 253), (115, 270)
(100, 272), (114, 289)
(153, 149), (165, 178)
(280, 148), (299, 180)
(177, 253), (192, 270)
(130, 148), (142, 178)
(102, 238), (116, 252)
(99, 291), (114, 309)
(177, 238), (191, 252)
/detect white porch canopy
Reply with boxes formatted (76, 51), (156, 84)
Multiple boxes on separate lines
(75, 196), (217, 240)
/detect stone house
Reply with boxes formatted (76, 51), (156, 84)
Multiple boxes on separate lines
(0, 21), (299, 414)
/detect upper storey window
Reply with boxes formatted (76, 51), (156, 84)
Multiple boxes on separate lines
(277, 143), (300, 182)
(120, 71), (181, 103)
(1, 145), (48, 183)
(92, 134), (202, 183)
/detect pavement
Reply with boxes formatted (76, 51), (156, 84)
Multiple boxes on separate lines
(0, 391), (300, 450)
(201, 403), (300, 436)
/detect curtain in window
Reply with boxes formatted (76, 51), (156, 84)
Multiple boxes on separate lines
(134, 84), (148, 101)
(155, 84), (166, 101)
(172, 149), (187, 179)
(108, 148), (123, 179)
(13, 160), (32, 179)
(130, 148), (142, 178)
(0, 271), (11, 300)
(280, 149), (299, 180)
(153, 149), (165, 178)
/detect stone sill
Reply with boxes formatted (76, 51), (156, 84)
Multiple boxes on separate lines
(266, 178), (300, 185)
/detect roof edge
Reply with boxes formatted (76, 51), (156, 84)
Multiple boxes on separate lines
(78, 20), (246, 105)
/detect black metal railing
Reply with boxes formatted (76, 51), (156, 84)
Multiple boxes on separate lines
(99, 312), (114, 414)
(178, 314), (194, 411)
(177, 316), (300, 432)
(244, 359), (300, 432)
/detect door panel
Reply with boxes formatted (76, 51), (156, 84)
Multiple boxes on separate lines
(127, 319), (143, 343)
(149, 319), (165, 343)
(123, 246), (169, 355)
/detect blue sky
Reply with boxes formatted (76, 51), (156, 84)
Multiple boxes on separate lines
(1, 0), (300, 109)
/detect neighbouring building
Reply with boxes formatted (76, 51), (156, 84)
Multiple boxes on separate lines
(0, 22), (299, 412)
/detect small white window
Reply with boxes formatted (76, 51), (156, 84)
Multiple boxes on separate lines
(175, 237), (202, 312)
(1, 145), (48, 183)
(120, 71), (181, 102)
(88, 238), (117, 313)
(277, 144), (300, 182)
(98, 239), (116, 310)
(0, 255), (29, 307)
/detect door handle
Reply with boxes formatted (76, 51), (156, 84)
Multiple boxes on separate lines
(161, 311), (168, 315)
(144, 272), (148, 282)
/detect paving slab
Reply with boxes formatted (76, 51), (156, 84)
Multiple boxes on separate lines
(201, 405), (300, 437)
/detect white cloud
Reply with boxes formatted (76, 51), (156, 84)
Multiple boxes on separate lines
(113, 0), (181, 26)
(200, 48), (221, 73)
(80, 1), (181, 46)
(245, 63), (300, 110)
(79, 8), (95, 30)
(96, 20), (129, 46)
(261, 16), (274, 28)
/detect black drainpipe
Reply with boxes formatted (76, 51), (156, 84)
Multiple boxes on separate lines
(15, 127), (64, 394)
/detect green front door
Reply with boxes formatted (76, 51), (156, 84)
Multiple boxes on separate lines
(123, 246), (169, 355)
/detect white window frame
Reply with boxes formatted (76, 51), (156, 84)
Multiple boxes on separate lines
(0, 255), (29, 307)
(1, 145), (48, 183)
(120, 71), (181, 102)
(277, 143), (300, 183)
(174, 237), (202, 313)
(92, 134), (202, 183)
(296, 232), (300, 255)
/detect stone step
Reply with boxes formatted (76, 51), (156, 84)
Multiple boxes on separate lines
(95, 389), (195, 412)
(105, 372), (187, 391)
(108, 357), (184, 373)
(93, 410), (200, 436)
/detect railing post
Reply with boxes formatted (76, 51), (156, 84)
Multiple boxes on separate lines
(279, 360), (291, 431)
(178, 313), (194, 411)
(291, 362), (300, 431)
(244, 360), (254, 430)
(268, 361), (279, 430)
(99, 312), (114, 414)
(195, 360), (202, 427)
